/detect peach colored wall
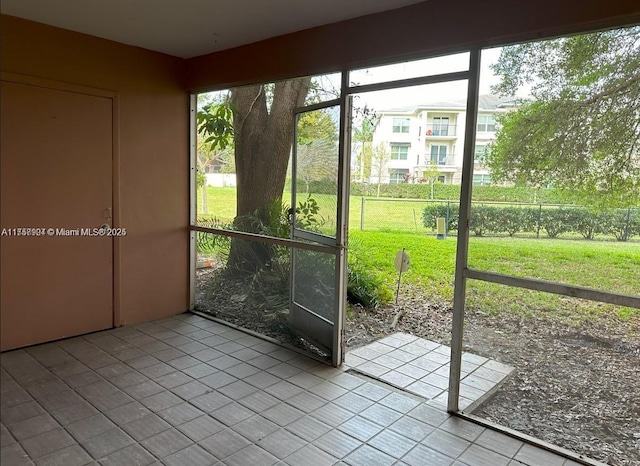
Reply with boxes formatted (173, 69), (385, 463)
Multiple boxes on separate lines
(1, 15), (190, 327)
(186, 0), (640, 91)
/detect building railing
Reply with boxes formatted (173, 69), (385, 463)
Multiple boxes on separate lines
(423, 124), (457, 137)
(425, 154), (455, 166)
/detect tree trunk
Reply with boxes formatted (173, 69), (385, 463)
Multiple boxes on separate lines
(201, 185), (208, 214)
(227, 78), (311, 273)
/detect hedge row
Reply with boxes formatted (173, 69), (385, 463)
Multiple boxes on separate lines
(350, 182), (560, 203)
(299, 179), (568, 203)
(422, 204), (640, 241)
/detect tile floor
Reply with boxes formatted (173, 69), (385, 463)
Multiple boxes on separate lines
(0, 313), (593, 466)
(347, 333), (513, 412)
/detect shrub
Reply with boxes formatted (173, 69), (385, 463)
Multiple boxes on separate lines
(421, 203), (459, 232)
(351, 183), (564, 203)
(521, 207), (542, 234)
(348, 238), (393, 308)
(539, 208), (573, 238)
(498, 207), (527, 236)
(420, 204), (639, 240)
(347, 264), (391, 308)
(567, 209), (604, 240)
(196, 216), (232, 255)
(630, 209), (640, 238)
(200, 199), (393, 310)
(469, 205), (491, 236)
(600, 209), (639, 241)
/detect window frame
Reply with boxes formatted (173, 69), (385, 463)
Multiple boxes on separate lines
(392, 117), (410, 133)
(389, 168), (410, 184)
(430, 144), (448, 164)
(390, 143), (410, 160)
(472, 173), (491, 186)
(432, 116), (450, 136)
(477, 114), (496, 132)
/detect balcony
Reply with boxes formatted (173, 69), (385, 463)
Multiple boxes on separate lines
(423, 124), (457, 137)
(428, 154), (456, 166)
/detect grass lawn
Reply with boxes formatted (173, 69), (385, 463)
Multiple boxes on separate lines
(200, 186), (640, 322)
(350, 230), (640, 322)
(197, 186), (436, 231)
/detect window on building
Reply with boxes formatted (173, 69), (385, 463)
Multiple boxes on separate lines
(392, 118), (410, 133)
(477, 114), (496, 132)
(389, 169), (410, 184)
(430, 145), (447, 165)
(473, 174), (491, 186)
(391, 144), (409, 160)
(474, 144), (491, 159)
(432, 117), (450, 136)
(437, 175), (446, 183)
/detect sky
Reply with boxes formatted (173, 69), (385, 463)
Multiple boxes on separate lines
(199, 47), (531, 113)
(350, 47), (519, 113)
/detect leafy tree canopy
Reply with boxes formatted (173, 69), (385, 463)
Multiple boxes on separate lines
(297, 109), (338, 147)
(197, 101), (235, 150)
(486, 26), (640, 208)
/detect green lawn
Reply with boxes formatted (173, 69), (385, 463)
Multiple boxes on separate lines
(198, 186), (442, 233)
(351, 230), (640, 321)
(199, 186), (640, 322)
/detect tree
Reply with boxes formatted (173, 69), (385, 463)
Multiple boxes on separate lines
(352, 115), (378, 182)
(296, 138), (338, 194)
(195, 79), (310, 272)
(485, 26), (640, 208)
(421, 162), (441, 199)
(295, 109), (339, 193)
(197, 101), (236, 214)
(231, 79), (311, 221)
(370, 143), (391, 197)
(196, 132), (236, 214)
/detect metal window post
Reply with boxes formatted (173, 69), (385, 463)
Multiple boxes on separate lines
(189, 94), (197, 310)
(448, 48), (481, 413)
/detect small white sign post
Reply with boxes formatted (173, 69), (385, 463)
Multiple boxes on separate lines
(394, 249), (410, 304)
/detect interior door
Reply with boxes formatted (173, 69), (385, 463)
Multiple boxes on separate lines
(1, 81), (114, 351)
(289, 101), (348, 366)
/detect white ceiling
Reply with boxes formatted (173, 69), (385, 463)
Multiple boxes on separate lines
(1, 0), (427, 59)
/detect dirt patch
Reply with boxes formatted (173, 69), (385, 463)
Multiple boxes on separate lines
(197, 269), (639, 465)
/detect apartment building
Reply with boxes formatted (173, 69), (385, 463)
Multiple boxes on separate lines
(371, 94), (517, 186)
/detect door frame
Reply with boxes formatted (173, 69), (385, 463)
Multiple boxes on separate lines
(289, 96), (349, 366)
(0, 72), (121, 329)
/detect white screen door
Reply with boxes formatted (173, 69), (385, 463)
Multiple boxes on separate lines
(289, 100), (349, 366)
